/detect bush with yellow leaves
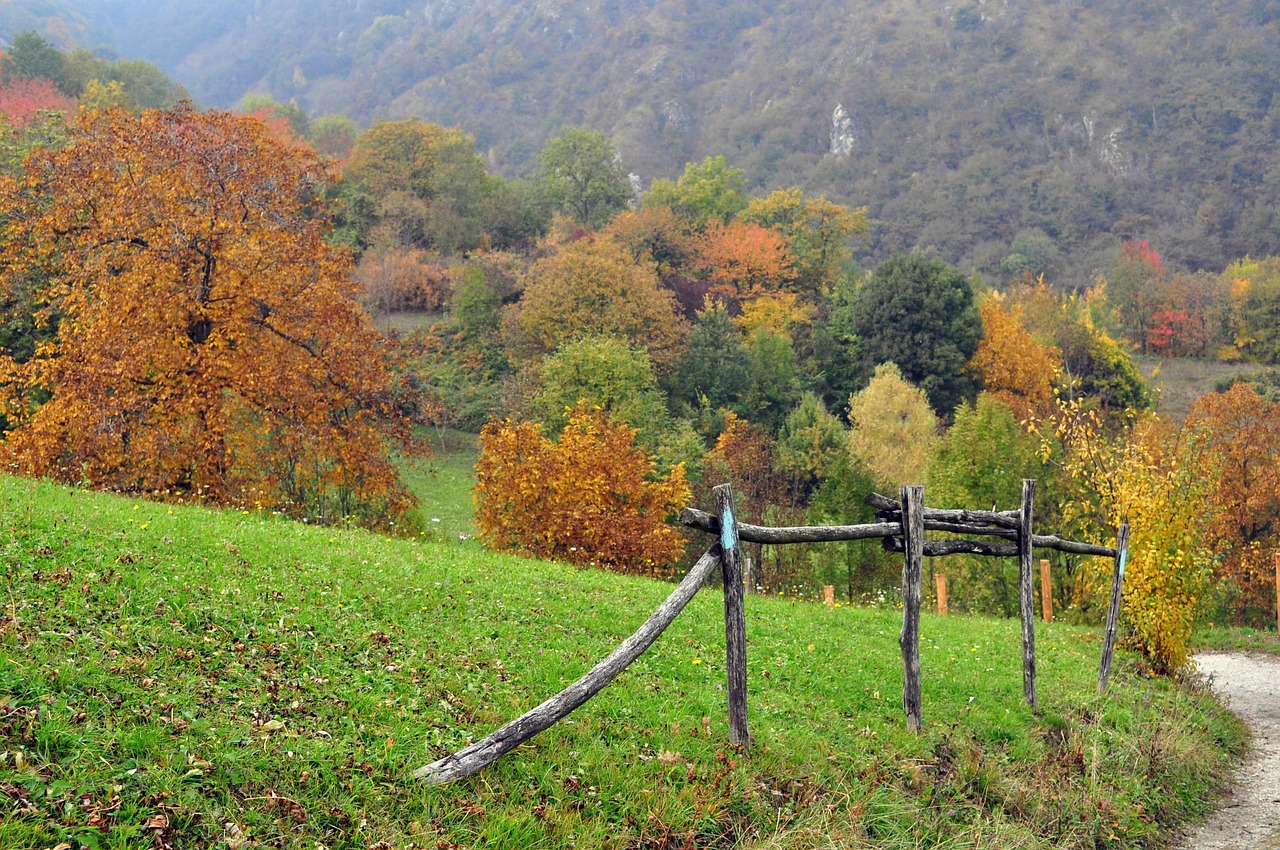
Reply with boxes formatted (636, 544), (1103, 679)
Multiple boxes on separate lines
(1037, 398), (1215, 674)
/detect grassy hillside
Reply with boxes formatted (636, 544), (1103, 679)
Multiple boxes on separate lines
(1, 475), (1243, 848)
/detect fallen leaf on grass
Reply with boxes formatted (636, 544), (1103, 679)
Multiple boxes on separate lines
(224, 822), (252, 849)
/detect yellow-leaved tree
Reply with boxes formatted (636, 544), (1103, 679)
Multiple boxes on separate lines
(847, 363), (938, 490)
(1040, 399), (1214, 673)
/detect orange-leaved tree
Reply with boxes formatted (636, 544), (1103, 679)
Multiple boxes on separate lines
(1186, 383), (1280, 626)
(968, 295), (1062, 420)
(473, 406), (690, 575)
(0, 105), (425, 530)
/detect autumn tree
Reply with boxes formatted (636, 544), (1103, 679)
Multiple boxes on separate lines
(846, 363), (939, 489)
(0, 77), (74, 126)
(1186, 384), (1280, 625)
(473, 406), (690, 575)
(344, 119), (502, 254)
(1106, 240), (1168, 353)
(853, 253), (981, 417)
(740, 189), (869, 292)
(697, 219), (797, 301)
(504, 237), (689, 372)
(1043, 399), (1213, 673)
(968, 295), (1062, 420)
(0, 106), (425, 530)
(1233, 256), (1280, 364)
(535, 127), (630, 229)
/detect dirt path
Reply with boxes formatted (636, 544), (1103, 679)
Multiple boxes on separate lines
(1175, 653), (1280, 849)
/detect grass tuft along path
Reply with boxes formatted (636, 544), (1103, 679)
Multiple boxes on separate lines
(1, 476), (1243, 848)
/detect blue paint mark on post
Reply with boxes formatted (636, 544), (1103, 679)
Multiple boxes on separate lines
(1118, 545), (1128, 579)
(721, 503), (738, 551)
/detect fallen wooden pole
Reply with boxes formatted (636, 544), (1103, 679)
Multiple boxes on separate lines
(900, 485), (924, 733)
(1097, 524), (1131, 694)
(714, 485), (750, 748)
(414, 546), (723, 784)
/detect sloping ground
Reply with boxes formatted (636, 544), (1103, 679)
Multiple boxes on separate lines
(0, 475), (1244, 848)
(1136, 356), (1267, 421)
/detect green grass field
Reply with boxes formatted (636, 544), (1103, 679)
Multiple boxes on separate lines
(1, 475), (1245, 849)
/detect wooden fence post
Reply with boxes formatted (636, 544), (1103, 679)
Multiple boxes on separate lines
(900, 485), (925, 733)
(823, 585), (835, 606)
(1040, 559), (1053, 623)
(1018, 479), (1037, 710)
(936, 573), (948, 616)
(1097, 524), (1131, 693)
(713, 484), (750, 748)
(1274, 554), (1279, 634)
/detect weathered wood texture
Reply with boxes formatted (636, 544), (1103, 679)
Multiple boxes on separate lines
(865, 491), (1019, 527)
(1097, 524), (1131, 694)
(414, 547), (723, 784)
(900, 486), (924, 733)
(681, 507), (900, 543)
(1040, 559), (1053, 623)
(683, 503), (1116, 558)
(713, 485), (749, 748)
(1018, 479), (1037, 710)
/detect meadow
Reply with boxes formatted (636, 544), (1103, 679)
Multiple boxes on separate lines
(0, 471), (1244, 849)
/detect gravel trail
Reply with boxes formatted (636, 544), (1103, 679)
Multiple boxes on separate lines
(1175, 653), (1280, 849)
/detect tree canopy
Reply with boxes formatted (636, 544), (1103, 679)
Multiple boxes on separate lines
(0, 106), (424, 529)
(853, 253), (981, 417)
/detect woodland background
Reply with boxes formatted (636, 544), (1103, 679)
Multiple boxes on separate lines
(4, 3), (1280, 676)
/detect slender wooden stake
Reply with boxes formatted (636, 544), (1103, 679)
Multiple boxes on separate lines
(713, 484), (750, 748)
(1040, 559), (1053, 623)
(823, 585), (835, 606)
(900, 485), (924, 733)
(1098, 524), (1131, 693)
(1019, 479), (1037, 710)
(1274, 554), (1279, 634)
(414, 547), (722, 784)
(936, 573), (948, 616)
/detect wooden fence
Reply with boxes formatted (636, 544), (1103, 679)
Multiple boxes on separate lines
(415, 479), (1129, 784)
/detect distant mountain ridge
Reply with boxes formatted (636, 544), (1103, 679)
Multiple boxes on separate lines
(9, 0), (1280, 285)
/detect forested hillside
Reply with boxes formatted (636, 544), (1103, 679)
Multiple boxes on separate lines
(2, 0), (1270, 284)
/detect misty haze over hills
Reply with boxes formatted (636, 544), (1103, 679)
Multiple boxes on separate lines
(5, 0), (1280, 284)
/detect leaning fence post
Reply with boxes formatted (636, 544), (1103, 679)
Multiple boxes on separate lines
(713, 484), (750, 748)
(900, 485), (924, 733)
(1097, 523), (1131, 693)
(1018, 479), (1038, 710)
